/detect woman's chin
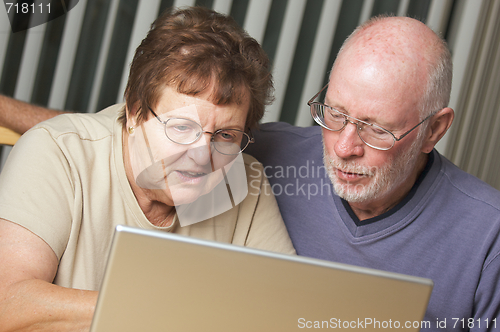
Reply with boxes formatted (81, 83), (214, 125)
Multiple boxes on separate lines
(168, 178), (222, 206)
(169, 188), (206, 206)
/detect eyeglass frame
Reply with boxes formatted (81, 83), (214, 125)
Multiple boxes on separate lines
(148, 107), (255, 155)
(307, 84), (435, 151)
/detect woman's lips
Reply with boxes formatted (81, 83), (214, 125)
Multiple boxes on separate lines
(178, 170), (206, 178)
(174, 170), (208, 184)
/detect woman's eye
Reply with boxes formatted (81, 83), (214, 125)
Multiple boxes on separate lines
(216, 131), (238, 142)
(174, 125), (191, 132)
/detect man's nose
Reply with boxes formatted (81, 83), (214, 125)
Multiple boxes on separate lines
(333, 121), (364, 159)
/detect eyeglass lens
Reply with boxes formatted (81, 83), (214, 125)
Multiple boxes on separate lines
(164, 118), (249, 155)
(311, 103), (394, 150)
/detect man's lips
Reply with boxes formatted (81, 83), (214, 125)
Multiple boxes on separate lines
(335, 168), (370, 181)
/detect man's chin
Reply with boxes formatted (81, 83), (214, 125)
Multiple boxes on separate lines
(332, 179), (380, 203)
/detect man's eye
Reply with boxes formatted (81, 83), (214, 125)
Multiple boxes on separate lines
(327, 110), (345, 121)
(365, 125), (389, 137)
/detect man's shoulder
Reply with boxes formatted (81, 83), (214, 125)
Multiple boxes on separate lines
(245, 122), (322, 152)
(256, 122), (322, 139)
(246, 122), (323, 167)
(437, 152), (500, 210)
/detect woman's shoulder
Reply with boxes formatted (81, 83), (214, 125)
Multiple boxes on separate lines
(242, 153), (265, 179)
(28, 104), (125, 142)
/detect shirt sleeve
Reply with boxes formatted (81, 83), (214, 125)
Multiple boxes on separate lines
(471, 252), (500, 332)
(0, 126), (75, 258)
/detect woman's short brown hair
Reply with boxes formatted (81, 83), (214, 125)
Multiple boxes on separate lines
(121, 6), (274, 129)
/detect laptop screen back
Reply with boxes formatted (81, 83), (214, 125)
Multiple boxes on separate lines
(90, 225), (433, 332)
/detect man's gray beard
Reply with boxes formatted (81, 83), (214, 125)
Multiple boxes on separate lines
(323, 137), (424, 203)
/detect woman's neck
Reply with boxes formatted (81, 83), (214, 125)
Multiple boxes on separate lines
(122, 128), (176, 227)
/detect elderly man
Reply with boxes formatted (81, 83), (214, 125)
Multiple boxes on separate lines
(247, 16), (500, 330)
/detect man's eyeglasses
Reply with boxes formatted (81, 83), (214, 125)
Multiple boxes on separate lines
(149, 107), (254, 155)
(308, 84), (434, 151)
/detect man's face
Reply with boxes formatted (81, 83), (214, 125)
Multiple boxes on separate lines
(322, 52), (426, 206)
(324, 132), (424, 203)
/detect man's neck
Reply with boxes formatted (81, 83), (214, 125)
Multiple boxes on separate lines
(348, 153), (429, 221)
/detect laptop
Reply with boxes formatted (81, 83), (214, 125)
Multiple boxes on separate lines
(90, 225), (433, 332)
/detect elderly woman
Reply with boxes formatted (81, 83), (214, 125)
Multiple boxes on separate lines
(0, 7), (294, 331)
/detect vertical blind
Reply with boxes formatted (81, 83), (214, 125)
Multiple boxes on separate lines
(1, 0), (500, 189)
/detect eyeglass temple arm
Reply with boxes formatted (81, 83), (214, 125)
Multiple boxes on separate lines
(394, 112), (435, 142)
(307, 84), (329, 105)
(148, 107), (166, 124)
(247, 128), (255, 143)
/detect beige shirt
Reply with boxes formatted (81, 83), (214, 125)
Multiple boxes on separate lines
(0, 104), (294, 291)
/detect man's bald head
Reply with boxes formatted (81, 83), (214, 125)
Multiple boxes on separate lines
(333, 16), (452, 118)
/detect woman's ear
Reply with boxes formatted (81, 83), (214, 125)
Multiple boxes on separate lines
(125, 104), (139, 134)
(421, 107), (455, 153)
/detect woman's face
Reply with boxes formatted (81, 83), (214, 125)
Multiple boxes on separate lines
(126, 86), (249, 208)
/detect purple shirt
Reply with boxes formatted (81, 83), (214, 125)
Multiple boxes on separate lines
(246, 122), (500, 331)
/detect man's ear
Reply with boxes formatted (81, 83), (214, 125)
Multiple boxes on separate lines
(421, 107), (454, 153)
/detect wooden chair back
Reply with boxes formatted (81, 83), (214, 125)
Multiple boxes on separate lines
(0, 126), (21, 146)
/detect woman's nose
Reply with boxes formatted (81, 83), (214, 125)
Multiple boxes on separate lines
(186, 132), (213, 166)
